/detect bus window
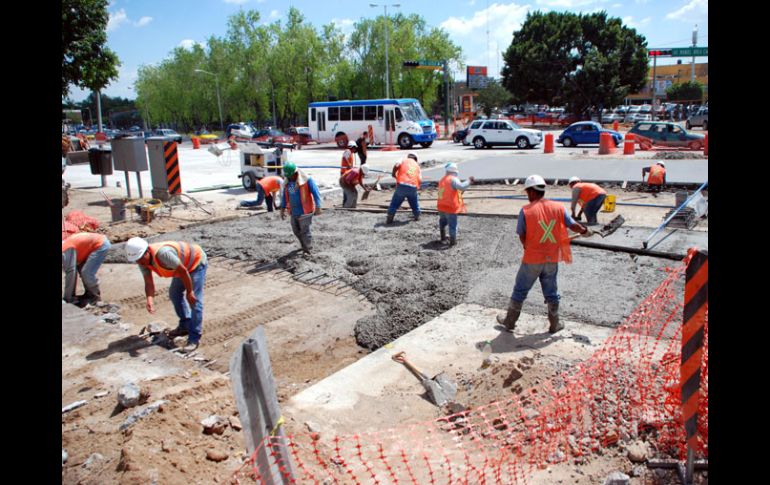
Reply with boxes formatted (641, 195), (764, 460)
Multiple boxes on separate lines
(365, 106), (377, 120)
(352, 106), (364, 121)
(395, 107), (403, 122)
(311, 108), (316, 122)
(329, 107), (339, 121)
(340, 106), (351, 121)
(377, 106), (384, 120)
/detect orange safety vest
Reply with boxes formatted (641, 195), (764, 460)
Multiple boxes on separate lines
(396, 158), (421, 189)
(341, 150), (354, 175)
(574, 182), (607, 207)
(258, 175), (283, 194)
(436, 175), (466, 214)
(146, 241), (203, 278)
(284, 181), (316, 215)
(521, 199), (572, 264)
(648, 165), (666, 185)
(342, 168), (363, 187)
(62, 233), (107, 265)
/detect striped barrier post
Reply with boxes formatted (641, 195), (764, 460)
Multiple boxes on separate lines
(164, 141), (182, 196)
(623, 133), (635, 155)
(368, 124), (374, 146)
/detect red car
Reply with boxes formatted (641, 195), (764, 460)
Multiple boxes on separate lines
(251, 129), (295, 147)
(287, 126), (315, 146)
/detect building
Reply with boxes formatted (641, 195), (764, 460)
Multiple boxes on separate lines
(625, 62), (708, 105)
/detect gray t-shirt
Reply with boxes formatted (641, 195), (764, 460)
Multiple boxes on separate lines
(139, 245), (207, 277)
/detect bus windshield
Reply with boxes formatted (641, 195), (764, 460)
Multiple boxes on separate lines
(399, 102), (429, 122)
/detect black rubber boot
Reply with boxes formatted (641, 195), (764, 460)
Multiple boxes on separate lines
(413, 213), (420, 221)
(547, 302), (563, 333)
(386, 213), (394, 224)
(449, 236), (457, 246)
(496, 300), (523, 332)
(440, 227), (447, 242)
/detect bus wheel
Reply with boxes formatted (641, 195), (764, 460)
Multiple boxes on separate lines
(335, 134), (348, 148)
(420, 141), (433, 148)
(398, 133), (413, 149)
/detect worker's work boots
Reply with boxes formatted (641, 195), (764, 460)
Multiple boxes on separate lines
(547, 302), (564, 333)
(386, 214), (394, 224)
(440, 227), (447, 242)
(449, 236), (457, 246)
(496, 300), (523, 332)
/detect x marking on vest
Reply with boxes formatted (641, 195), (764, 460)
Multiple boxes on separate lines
(437, 187), (445, 199)
(538, 219), (557, 244)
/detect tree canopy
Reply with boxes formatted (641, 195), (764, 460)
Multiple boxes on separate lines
(476, 80), (513, 117)
(501, 11), (648, 116)
(666, 81), (704, 102)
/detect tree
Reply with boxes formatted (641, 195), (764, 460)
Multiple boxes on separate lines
(501, 11), (648, 117)
(62, 0), (120, 98)
(476, 81), (513, 117)
(666, 81), (703, 103)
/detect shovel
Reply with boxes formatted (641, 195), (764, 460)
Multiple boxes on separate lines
(392, 351), (457, 406)
(571, 214), (625, 239)
(360, 175), (383, 201)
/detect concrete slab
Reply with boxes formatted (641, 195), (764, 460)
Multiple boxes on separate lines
(285, 303), (614, 435)
(596, 225), (708, 254)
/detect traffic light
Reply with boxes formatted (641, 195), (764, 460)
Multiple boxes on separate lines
(403, 60), (419, 68)
(648, 49), (672, 57)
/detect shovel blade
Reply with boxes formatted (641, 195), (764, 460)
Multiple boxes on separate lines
(361, 190), (371, 201)
(421, 372), (458, 406)
(598, 214), (625, 237)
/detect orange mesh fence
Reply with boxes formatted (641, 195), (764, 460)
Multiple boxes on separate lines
(234, 259), (707, 483)
(62, 211), (101, 240)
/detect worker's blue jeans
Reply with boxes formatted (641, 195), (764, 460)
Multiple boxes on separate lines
(583, 194), (606, 225)
(169, 263), (207, 345)
(387, 184), (420, 217)
(240, 185), (275, 211)
(79, 240), (111, 294)
(511, 262), (559, 305)
(438, 212), (459, 238)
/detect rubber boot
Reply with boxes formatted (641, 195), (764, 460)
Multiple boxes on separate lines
(547, 302), (564, 333)
(440, 227), (447, 242)
(413, 213), (420, 221)
(386, 213), (394, 224)
(449, 236), (456, 246)
(496, 300), (522, 332)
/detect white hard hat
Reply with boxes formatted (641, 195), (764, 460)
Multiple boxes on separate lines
(524, 174), (546, 191)
(657, 161), (666, 167)
(125, 237), (149, 263)
(361, 165), (370, 175)
(445, 162), (459, 173)
(347, 141), (357, 148)
(568, 176), (581, 185)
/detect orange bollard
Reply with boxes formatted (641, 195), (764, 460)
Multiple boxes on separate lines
(623, 133), (635, 155)
(192, 136), (200, 149)
(598, 132), (617, 155)
(613, 120), (619, 132)
(704, 133), (708, 156)
(544, 133), (554, 153)
(436, 123), (441, 138)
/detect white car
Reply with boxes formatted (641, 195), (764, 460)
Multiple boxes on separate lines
(462, 119), (486, 146)
(226, 123), (255, 138)
(466, 119), (543, 149)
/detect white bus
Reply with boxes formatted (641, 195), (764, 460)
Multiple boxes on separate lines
(308, 98), (437, 149)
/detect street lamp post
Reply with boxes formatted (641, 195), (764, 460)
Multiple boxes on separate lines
(370, 3), (400, 99)
(194, 69), (224, 132)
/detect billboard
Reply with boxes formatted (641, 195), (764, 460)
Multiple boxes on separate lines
(467, 66), (489, 89)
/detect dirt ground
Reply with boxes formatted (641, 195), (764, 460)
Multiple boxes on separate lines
(61, 183), (707, 484)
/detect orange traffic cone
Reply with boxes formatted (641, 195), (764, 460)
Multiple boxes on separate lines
(544, 133), (554, 153)
(598, 132), (617, 155)
(613, 120), (619, 132)
(623, 133), (635, 155)
(192, 136), (200, 149)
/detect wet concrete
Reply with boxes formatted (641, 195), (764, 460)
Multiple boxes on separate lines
(108, 206), (684, 350)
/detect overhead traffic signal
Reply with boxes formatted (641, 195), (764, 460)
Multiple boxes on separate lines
(648, 49), (673, 57)
(403, 60), (420, 68)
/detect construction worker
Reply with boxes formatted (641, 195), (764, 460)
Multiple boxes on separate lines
(125, 237), (208, 353)
(642, 161), (666, 193)
(62, 232), (111, 307)
(239, 175), (284, 212)
(496, 175), (589, 334)
(386, 153), (422, 224)
(339, 165), (371, 208)
(436, 163), (475, 246)
(568, 176), (607, 226)
(280, 161), (322, 253)
(355, 131), (369, 165)
(341, 141), (358, 175)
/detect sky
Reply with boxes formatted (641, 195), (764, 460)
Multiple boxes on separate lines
(67, 0), (708, 102)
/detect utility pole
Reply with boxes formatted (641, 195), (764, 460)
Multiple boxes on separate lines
(370, 3), (400, 99)
(691, 25), (698, 82)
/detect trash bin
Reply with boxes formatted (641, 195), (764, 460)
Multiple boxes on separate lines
(88, 148), (113, 175)
(110, 199), (126, 222)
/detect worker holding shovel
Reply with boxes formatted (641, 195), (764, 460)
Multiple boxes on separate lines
(280, 162), (322, 254)
(497, 175), (589, 334)
(339, 165), (371, 208)
(436, 163), (475, 246)
(568, 176), (607, 226)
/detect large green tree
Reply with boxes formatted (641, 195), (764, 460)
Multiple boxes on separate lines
(666, 81), (703, 102)
(62, 0), (120, 98)
(501, 11), (647, 117)
(476, 80), (513, 117)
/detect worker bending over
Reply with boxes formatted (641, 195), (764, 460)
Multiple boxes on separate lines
(62, 232), (111, 307)
(240, 175), (284, 212)
(642, 161), (666, 193)
(568, 176), (607, 226)
(386, 153), (422, 224)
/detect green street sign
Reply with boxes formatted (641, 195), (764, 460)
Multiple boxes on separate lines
(670, 47), (708, 57)
(418, 60), (444, 67)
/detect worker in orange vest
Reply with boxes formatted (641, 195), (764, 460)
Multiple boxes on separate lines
(497, 175), (589, 334)
(341, 141), (358, 175)
(642, 161), (666, 193)
(240, 175), (284, 211)
(125, 237), (208, 353)
(386, 153), (422, 224)
(340, 165), (371, 208)
(436, 163), (475, 246)
(568, 176), (607, 226)
(280, 162), (323, 253)
(62, 232), (111, 307)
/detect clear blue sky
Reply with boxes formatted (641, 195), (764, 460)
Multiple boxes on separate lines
(68, 0), (708, 102)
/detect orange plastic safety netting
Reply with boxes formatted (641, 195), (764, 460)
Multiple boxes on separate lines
(234, 260), (707, 484)
(62, 211), (101, 240)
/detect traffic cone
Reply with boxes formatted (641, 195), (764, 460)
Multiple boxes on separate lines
(704, 133), (708, 156)
(192, 137), (200, 149)
(544, 133), (554, 153)
(613, 120), (619, 132)
(623, 133), (635, 155)
(598, 132), (617, 155)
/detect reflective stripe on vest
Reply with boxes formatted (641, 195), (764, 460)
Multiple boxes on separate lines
(648, 165), (665, 185)
(259, 176), (283, 194)
(284, 181), (315, 215)
(62, 233), (107, 265)
(436, 175), (466, 214)
(575, 182), (606, 206)
(147, 242), (203, 278)
(522, 199), (572, 264)
(396, 158), (421, 188)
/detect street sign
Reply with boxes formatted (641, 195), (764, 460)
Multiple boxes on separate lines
(418, 60), (443, 67)
(671, 47), (708, 57)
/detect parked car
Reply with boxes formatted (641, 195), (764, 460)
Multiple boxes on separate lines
(451, 128), (469, 143)
(466, 119), (543, 149)
(252, 128), (294, 146)
(225, 123), (255, 139)
(601, 110), (624, 124)
(628, 121), (705, 150)
(286, 126), (314, 145)
(557, 122), (622, 147)
(686, 107), (708, 130)
(462, 119), (486, 146)
(153, 128), (183, 144)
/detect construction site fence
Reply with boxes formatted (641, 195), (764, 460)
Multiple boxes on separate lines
(233, 253), (708, 484)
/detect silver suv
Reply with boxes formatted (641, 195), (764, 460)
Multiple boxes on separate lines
(686, 107), (708, 130)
